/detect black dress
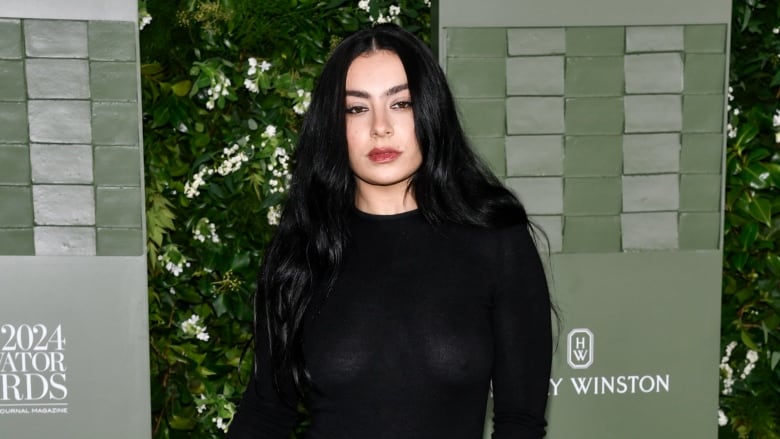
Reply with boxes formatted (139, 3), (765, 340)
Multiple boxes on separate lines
(228, 209), (552, 439)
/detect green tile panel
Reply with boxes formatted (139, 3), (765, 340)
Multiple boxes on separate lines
(507, 28), (565, 56)
(504, 177), (563, 215)
(30, 144), (93, 184)
(679, 212), (720, 250)
(563, 215), (621, 253)
(28, 100), (91, 143)
(564, 136), (623, 177)
(624, 94), (682, 133)
(685, 25), (727, 53)
(680, 133), (723, 174)
(0, 144), (30, 185)
(624, 53), (684, 94)
(682, 94), (724, 132)
(24, 20), (88, 58)
(684, 54), (726, 94)
(506, 97), (564, 135)
(564, 177), (622, 215)
(565, 56), (624, 97)
(622, 212), (678, 250)
(680, 174), (721, 212)
(0, 19), (23, 59)
(506, 56), (564, 96)
(458, 99), (505, 137)
(89, 61), (140, 102)
(88, 21), (137, 61)
(566, 27), (625, 56)
(32, 185), (95, 226)
(529, 215), (562, 253)
(471, 137), (506, 177)
(505, 135), (563, 177)
(0, 60), (26, 100)
(0, 228), (34, 255)
(565, 97), (624, 135)
(96, 186), (143, 227)
(625, 26), (684, 53)
(34, 226), (95, 255)
(0, 101), (29, 143)
(0, 186), (34, 227)
(97, 228), (143, 256)
(448, 58), (505, 98)
(447, 28), (506, 58)
(91, 101), (140, 145)
(26, 59), (90, 99)
(623, 174), (679, 212)
(622, 134), (680, 174)
(94, 146), (142, 186)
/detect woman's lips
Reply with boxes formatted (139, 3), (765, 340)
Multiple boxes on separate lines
(368, 148), (401, 163)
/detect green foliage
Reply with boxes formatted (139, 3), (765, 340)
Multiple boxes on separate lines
(140, 1), (431, 437)
(721, 1), (780, 437)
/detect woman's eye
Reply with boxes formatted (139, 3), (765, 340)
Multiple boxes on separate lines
(392, 101), (413, 109)
(346, 105), (367, 114)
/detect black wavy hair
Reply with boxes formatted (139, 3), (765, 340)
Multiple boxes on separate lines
(256, 23), (533, 401)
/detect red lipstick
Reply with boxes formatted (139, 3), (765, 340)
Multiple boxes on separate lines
(368, 148), (401, 163)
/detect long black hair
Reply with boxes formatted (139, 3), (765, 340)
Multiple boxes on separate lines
(256, 23), (532, 401)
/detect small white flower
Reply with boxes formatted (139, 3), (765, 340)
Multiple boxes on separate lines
(774, 27), (779, 34)
(248, 57), (257, 67)
(264, 125), (277, 138)
(746, 350), (758, 363)
(259, 60), (272, 72)
(389, 5), (401, 17)
(358, 0), (370, 12)
(206, 100), (215, 110)
(139, 14), (152, 30)
(773, 110), (780, 127)
(196, 331), (210, 341)
(718, 409), (728, 426)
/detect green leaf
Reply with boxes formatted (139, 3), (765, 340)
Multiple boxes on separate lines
(747, 197), (772, 226)
(169, 414), (197, 430)
(741, 330), (759, 351)
(739, 222), (760, 248)
(771, 351), (780, 370)
(172, 80), (192, 97)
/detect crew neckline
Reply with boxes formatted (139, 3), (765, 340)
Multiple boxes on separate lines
(352, 207), (421, 221)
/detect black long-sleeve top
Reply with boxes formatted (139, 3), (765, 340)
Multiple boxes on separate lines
(228, 208), (552, 439)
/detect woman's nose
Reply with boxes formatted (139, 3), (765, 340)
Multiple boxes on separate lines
(371, 108), (393, 137)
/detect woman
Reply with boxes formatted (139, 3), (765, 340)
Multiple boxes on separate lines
(228, 23), (552, 439)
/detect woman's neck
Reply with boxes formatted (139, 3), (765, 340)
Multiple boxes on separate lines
(354, 184), (417, 215)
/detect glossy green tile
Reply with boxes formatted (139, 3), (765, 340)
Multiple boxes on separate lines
(622, 174), (679, 212)
(507, 56), (564, 96)
(24, 20), (87, 58)
(90, 62), (138, 101)
(97, 228), (143, 256)
(508, 28), (565, 56)
(679, 212), (720, 250)
(680, 133), (723, 173)
(88, 21), (136, 61)
(94, 146), (142, 186)
(0, 60), (25, 100)
(564, 136), (622, 177)
(506, 135), (563, 176)
(28, 100), (91, 144)
(0, 186), (33, 226)
(684, 54), (726, 94)
(0, 102), (28, 143)
(458, 99), (505, 137)
(564, 177), (621, 215)
(623, 134), (680, 174)
(26, 59), (90, 99)
(96, 186), (142, 227)
(0, 145), (30, 184)
(624, 53), (684, 94)
(624, 95), (682, 133)
(0, 19), (22, 59)
(507, 97), (564, 135)
(680, 174), (721, 212)
(91, 101), (139, 145)
(565, 98), (623, 135)
(0, 228), (34, 255)
(447, 28), (506, 58)
(563, 215), (621, 253)
(448, 58), (505, 98)
(529, 215), (562, 253)
(504, 177), (563, 215)
(685, 24), (727, 53)
(682, 94), (724, 133)
(625, 26), (684, 53)
(622, 212), (678, 250)
(566, 27), (624, 56)
(565, 56), (624, 97)
(471, 137), (506, 177)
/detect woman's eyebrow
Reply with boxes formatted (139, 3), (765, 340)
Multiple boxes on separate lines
(345, 83), (409, 98)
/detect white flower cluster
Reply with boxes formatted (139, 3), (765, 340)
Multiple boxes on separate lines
(216, 143), (250, 176)
(213, 416), (229, 433)
(267, 205), (282, 226)
(184, 166), (211, 198)
(718, 408), (728, 427)
(139, 13), (152, 30)
(358, 0), (402, 24)
(157, 254), (190, 277)
(720, 341), (760, 396)
(727, 87), (737, 139)
(268, 147), (291, 194)
(741, 349), (759, 379)
(243, 57), (272, 94)
(193, 218), (220, 244)
(196, 394), (207, 414)
(205, 75), (231, 110)
(774, 27), (780, 34)
(180, 314), (210, 341)
(293, 88), (312, 115)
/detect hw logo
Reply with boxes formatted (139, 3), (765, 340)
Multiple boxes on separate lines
(567, 328), (594, 369)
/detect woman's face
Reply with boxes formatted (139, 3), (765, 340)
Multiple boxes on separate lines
(344, 50), (422, 200)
